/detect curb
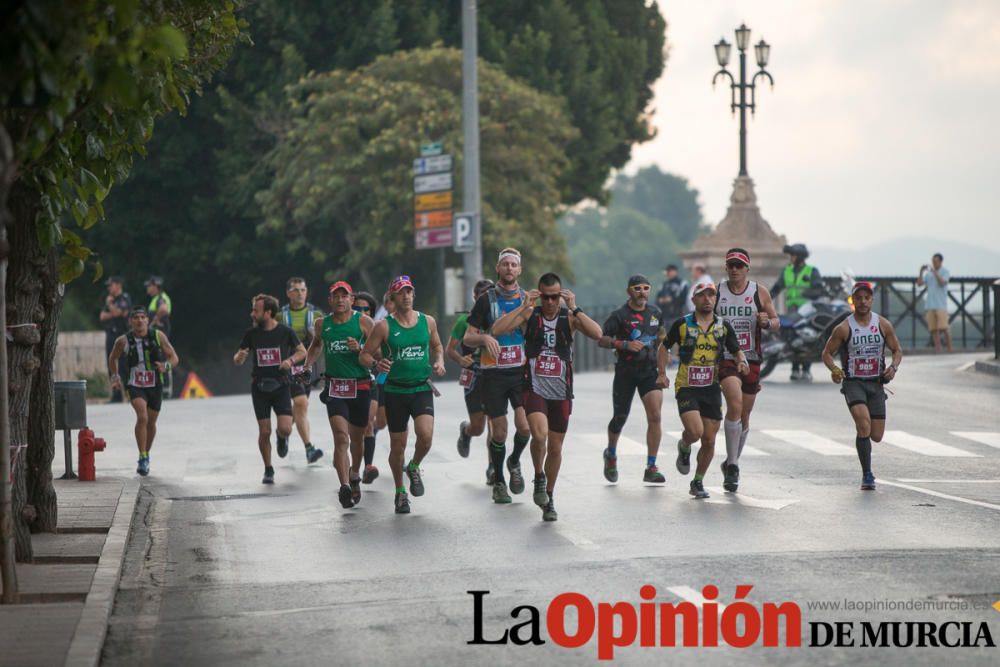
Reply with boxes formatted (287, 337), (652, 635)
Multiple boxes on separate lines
(974, 359), (1000, 376)
(64, 478), (140, 667)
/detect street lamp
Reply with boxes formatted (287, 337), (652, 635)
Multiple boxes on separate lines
(713, 23), (774, 177)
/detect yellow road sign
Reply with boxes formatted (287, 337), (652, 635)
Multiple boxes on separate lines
(415, 191), (452, 212)
(180, 372), (214, 399)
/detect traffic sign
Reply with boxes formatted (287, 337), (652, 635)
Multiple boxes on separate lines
(414, 191), (453, 211)
(415, 210), (453, 230)
(180, 372), (213, 399)
(413, 172), (452, 194)
(412, 154), (452, 175)
(453, 211), (476, 253)
(420, 142), (443, 157)
(415, 227), (453, 249)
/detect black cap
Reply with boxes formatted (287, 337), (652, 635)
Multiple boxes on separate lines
(664, 264), (678, 271)
(144, 275), (163, 287)
(105, 275), (124, 286)
(627, 274), (651, 287)
(130, 306), (148, 317)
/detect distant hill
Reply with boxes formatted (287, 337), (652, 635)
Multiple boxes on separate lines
(811, 238), (1000, 278)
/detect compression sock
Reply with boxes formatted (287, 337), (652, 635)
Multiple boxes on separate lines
(856, 436), (872, 475)
(738, 427), (750, 458)
(511, 432), (530, 462)
(364, 436), (376, 466)
(694, 472), (705, 482)
(489, 440), (507, 484)
(396, 485), (406, 494)
(646, 455), (656, 467)
(724, 419), (742, 465)
(607, 444), (617, 457)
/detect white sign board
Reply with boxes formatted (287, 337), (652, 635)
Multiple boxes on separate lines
(453, 212), (476, 253)
(412, 154), (452, 175)
(413, 172), (453, 194)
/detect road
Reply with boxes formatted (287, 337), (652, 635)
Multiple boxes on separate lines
(90, 353), (1000, 665)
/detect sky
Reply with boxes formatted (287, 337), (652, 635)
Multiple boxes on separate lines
(628, 0), (1000, 257)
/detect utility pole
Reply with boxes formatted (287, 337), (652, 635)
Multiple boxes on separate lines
(461, 0), (482, 308)
(0, 200), (17, 603)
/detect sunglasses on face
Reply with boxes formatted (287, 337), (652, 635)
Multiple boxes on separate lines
(631, 285), (650, 292)
(352, 305), (371, 313)
(726, 262), (748, 269)
(540, 293), (561, 301)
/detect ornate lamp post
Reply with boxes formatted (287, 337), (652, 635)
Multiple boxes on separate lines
(712, 24), (773, 177)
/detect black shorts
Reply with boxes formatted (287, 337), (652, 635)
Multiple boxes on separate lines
(127, 386), (163, 412)
(481, 369), (524, 418)
(290, 381), (311, 399)
(251, 382), (293, 420)
(384, 390), (435, 433)
(368, 383), (385, 407)
(326, 389), (372, 427)
(611, 366), (662, 417)
(841, 379), (886, 419)
(676, 386), (723, 421)
(463, 372), (485, 415)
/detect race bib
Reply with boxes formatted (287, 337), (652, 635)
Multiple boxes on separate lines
(852, 357), (880, 378)
(687, 365), (715, 387)
(533, 353), (563, 378)
(736, 330), (752, 351)
(328, 378), (357, 399)
(496, 345), (524, 369)
(130, 369), (156, 388)
(459, 368), (475, 387)
(256, 347), (281, 367)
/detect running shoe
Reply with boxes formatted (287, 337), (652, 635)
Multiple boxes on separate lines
(338, 484), (354, 509)
(276, 436), (289, 458)
(675, 439), (691, 475)
(362, 464), (380, 484)
(457, 421), (471, 458)
(532, 475), (549, 508)
(492, 481), (512, 504)
(350, 472), (362, 504)
(542, 501), (558, 522)
(689, 479), (709, 499)
(801, 369), (813, 382)
(790, 368), (802, 381)
(262, 467), (275, 484)
(305, 445), (324, 464)
(406, 462), (424, 497)
(643, 464), (665, 483)
(861, 471), (876, 491)
(506, 456), (525, 494)
(485, 464), (495, 486)
(394, 491), (411, 514)
(722, 461), (740, 493)
(602, 448), (618, 483)
(136, 457), (149, 477)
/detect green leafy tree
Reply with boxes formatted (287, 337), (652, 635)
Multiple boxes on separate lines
(256, 47), (577, 303)
(0, 0), (243, 566)
(611, 166), (706, 245)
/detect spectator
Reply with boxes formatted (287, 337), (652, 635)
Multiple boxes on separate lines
(683, 263), (714, 312)
(374, 290), (395, 322)
(99, 275), (131, 402)
(771, 243), (825, 381)
(145, 276), (172, 337)
(656, 264), (688, 326)
(917, 253), (952, 352)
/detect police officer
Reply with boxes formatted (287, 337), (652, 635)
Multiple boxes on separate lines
(99, 275), (131, 403)
(771, 243), (825, 381)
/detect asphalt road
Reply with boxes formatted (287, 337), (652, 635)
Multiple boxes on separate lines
(89, 353), (1000, 666)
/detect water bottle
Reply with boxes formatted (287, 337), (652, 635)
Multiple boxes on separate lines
(376, 357), (390, 385)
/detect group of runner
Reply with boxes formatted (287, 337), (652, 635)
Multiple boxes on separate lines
(110, 247), (903, 519)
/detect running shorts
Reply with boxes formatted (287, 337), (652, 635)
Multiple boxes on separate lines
(251, 382), (293, 420)
(719, 359), (762, 395)
(523, 390), (571, 433)
(127, 385), (163, 412)
(384, 390), (434, 433)
(840, 378), (886, 419)
(481, 369), (524, 418)
(676, 386), (723, 421)
(611, 366), (662, 418)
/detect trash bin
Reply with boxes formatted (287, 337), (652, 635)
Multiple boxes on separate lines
(54, 380), (88, 430)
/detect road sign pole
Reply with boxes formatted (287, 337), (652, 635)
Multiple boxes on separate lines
(461, 0), (482, 308)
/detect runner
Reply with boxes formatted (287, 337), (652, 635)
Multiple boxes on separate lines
(360, 277), (445, 514)
(108, 308), (179, 476)
(351, 291), (383, 484)
(491, 273), (602, 521)
(279, 277), (324, 464)
(715, 248), (780, 492)
(448, 279), (494, 470)
(463, 248), (534, 504)
(666, 281), (748, 499)
(234, 294), (313, 484)
(821, 281), (903, 491)
(597, 275), (669, 485)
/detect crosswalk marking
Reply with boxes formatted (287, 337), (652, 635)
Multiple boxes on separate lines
(703, 488), (799, 510)
(952, 432), (1000, 450)
(665, 431), (769, 457)
(881, 479), (1000, 511)
(762, 430), (854, 456)
(882, 431), (981, 458)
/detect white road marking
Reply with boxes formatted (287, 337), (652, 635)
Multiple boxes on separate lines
(762, 430), (854, 456)
(881, 479), (1000, 511)
(896, 479), (1000, 484)
(667, 586), (727, 610)
(956, 361), (976, 372)
(579, 433), (647, 455)
(559, 530), (601, 551)
(882, 431), (981, 457)
(703, 488), (800, 510)
(665, 431), (769, 457)
(952, 432), (1000, 450)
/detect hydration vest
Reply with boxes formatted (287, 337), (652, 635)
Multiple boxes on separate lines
(280, 303), (319, 345)
(126, 330), (164, 384)
(524, 307), (573, 362)
(677, 313), (727, 365)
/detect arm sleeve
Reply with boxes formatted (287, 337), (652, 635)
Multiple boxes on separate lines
(467, 294), (490, 330)
(723, 321), (742, 355)
(663, 318), (683, 348)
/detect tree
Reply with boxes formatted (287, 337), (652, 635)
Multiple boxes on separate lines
(610, 166), (707, 245)
(0, 1), (243, 571)
(256, 47), (577, 301)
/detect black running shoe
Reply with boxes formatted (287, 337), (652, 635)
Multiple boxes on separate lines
(532, 475), (549, 508)
(506, 456), (525, 495)
(542, 501), (558, 522)
(485, 464), (495, 486)
(338, 484), (354, 508)
(394, 491), (411, 514)
(406, 462), (424, 497)
(276, 436), (288, 458)
(689, 479), (709, 499)
(492, 481), (512, 504)
(457, 421), (471, 458)
(602, 448), (618, 483)
(721, 461), (739, 492)
(643, 465), (665, 483)
(675, 439), (691, 475)
(262, 467), (275, 484)
(306, 445), (324, 464)
(350, 472), (362, 504)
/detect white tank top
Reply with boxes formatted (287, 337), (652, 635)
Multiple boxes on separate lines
(716, 280), (760, 362)
(842, 313), (885, 379)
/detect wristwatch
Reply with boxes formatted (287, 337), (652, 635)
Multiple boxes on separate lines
(572, 307), (582, 316)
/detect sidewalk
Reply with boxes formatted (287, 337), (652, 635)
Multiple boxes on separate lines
(0, 476), (139, 667)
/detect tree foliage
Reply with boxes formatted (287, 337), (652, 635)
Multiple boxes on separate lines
(610, 166), (706, 245)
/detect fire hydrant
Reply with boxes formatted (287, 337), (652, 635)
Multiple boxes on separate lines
(77, 428), (106, 481)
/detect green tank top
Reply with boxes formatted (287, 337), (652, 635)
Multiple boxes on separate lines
(381, 312), (431, 394)
(321, 312), (369, 380)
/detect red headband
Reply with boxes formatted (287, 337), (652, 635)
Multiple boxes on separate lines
(726, 251), (750, 266)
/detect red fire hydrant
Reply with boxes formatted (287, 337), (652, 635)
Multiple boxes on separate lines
(77, 428), (106, 481)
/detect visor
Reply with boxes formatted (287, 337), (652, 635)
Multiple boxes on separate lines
(692, 281), (717, 296)
(725, 251), (751, 267)
(851, 281), (875, 295)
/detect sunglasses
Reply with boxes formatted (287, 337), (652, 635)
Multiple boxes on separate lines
(630, 285), (650, 292)
(352, 305), (371, 313)
(726, 261), (748, 269)
(540, 293), (561, 301)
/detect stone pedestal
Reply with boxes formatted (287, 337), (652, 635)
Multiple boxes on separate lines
(680, 176), (787, 290)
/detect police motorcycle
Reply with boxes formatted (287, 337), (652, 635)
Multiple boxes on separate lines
(758, 271), (855, 379)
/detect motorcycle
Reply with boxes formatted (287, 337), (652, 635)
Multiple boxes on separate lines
(758, 273), (854, 380)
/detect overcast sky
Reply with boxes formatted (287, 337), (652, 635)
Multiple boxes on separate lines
(628, 0), (1000, 253)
